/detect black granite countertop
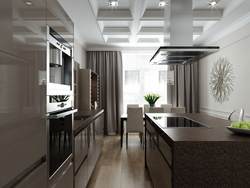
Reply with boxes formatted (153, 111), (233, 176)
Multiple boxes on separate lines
(74, 109), (104, 136)
(146, 113), (250, 147)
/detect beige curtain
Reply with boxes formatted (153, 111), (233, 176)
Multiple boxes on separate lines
(167, 62), (199, 113)
(87, 51), (123, 135)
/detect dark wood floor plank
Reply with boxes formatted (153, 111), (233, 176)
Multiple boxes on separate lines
(87, 134), (152, 188)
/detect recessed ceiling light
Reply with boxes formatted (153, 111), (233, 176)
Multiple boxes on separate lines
(109, 0), (118, 7)
(208, 0), (219, 7)
(25, 1), (33, 6)
(159, 0), (166, 7)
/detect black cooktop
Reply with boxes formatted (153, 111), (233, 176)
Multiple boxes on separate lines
(152, 116), (211, 128)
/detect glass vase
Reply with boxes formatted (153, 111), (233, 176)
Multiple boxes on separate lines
(149, 103), (155, 107)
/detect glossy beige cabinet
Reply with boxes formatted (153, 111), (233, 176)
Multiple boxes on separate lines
(74, 127), (88, 172)
(53, 164), (73, 188)
(14, 163), (47, 188)
(74, 158), (88, 188)
(74, 113), (104, 188)
(0, 0), (74, 187)
(0, 0), (47, 187)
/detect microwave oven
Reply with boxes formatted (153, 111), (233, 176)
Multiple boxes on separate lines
(46, 25), (74, 113)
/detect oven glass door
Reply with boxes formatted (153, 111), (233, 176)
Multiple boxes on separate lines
(49, 110), (74, 177)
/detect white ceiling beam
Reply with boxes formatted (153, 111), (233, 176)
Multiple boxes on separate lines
(137, 38), (160, 43)
(102, 27), (131, 35)
(88, 0), (99, 17)
(193, 27), (203, 35)
(106, 38), (130, 43)
(223, 0), (245, 17)
(192, 0), (200, 9)
(138, 27), (163, 35)
(140, 10), (222, 21)
(96, 10), (133, 21)
(140, 10), (164, 20)
(138, 27), (203, 35)
(193, 10), (222, 21)
(129, 0), (148, 43)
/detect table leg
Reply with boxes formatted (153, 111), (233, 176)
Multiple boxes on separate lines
(121, 118), (123, 147)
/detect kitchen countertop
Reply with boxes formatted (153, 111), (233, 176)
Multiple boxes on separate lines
(74, 109), (104, 136)
(146, 113), (250, 147)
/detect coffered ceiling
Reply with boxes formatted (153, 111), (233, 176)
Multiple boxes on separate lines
(59, 0), (250, 51)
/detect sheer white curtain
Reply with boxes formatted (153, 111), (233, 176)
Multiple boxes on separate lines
(87, 51), (123, 135)
(122, 52), (167, 113)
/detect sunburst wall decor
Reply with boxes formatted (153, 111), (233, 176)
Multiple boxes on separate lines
(209, 57), (235, 104)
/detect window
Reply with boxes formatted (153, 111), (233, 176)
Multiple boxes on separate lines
(122, 51), (168, 113)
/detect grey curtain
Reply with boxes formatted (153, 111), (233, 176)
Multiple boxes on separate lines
(167, 62), (199, 113)
(87, 51), (123, 135)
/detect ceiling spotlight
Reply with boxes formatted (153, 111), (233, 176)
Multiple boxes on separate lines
(208, 0), (219, 6)
(158, 0), (166, 7)
(24, 1), (33, 6)
(109, 0), (118, 7)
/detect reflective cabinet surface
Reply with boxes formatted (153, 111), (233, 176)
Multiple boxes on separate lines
(0, 0), (73, 187)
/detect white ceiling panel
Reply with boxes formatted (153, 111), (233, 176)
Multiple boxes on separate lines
(58, 0), (250, 50)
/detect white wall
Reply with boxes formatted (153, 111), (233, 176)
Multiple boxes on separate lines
(74, 39), (87, 69)
(199, 23), (250, 121)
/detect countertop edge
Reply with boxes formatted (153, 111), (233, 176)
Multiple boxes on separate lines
(74, 109), (104, 136)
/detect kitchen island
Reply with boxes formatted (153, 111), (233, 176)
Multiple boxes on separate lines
(145, 113), (250, 188)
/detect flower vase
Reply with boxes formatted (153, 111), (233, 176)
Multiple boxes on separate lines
(149, 103), (155, 107)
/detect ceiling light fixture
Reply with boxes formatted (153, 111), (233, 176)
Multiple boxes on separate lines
(208, 0), (219, 7)
(109, 0), (118, 7)
(25, 1), (33, 6)
(158, 0), (166, 7)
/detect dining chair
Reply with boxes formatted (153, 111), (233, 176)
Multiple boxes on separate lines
(127, 104), (139, 113)
(149, 107), (164, 113)
(170, 107), (186, 113)
(144, 104), (149, 113)
(161, 104), (172, 113)
(228, 108), (244, 121)
(126, 107), (144, 149)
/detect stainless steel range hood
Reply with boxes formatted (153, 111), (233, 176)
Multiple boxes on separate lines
(150, 0), (220, 65)
(150, 46), (220, 65)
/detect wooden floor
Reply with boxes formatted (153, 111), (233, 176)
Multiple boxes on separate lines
(86, 134), (153, 188)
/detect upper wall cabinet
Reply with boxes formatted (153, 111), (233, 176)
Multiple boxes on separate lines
(47, 0), (74, 49)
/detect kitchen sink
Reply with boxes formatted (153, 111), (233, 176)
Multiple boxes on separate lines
(74, 115), (91, 121)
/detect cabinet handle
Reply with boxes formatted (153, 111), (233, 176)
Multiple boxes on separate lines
(49, 109), (78, 119)
(57, 103), (67, 108)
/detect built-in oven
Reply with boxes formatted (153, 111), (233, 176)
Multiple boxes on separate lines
(47, 109), (77, 177)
